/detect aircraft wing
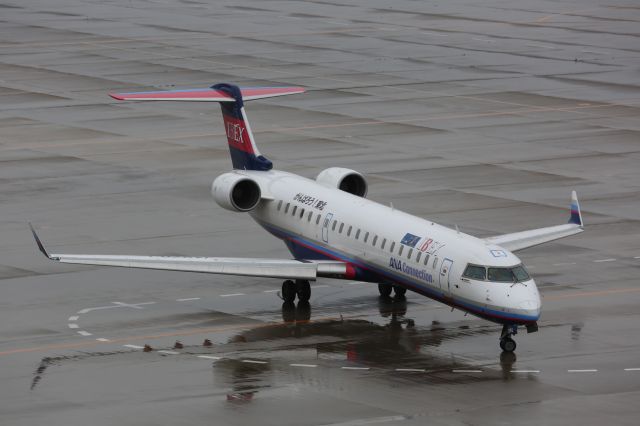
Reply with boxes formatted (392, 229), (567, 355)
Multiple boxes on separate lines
(29, 225), (345, 281)
(485, 191), (584, 252)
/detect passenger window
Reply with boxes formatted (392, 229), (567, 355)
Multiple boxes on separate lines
(355, 229), (361, 240)
(292, 206), (297, 216)
(372, 235), (378, 246)
(423, 254), (430, 266)
(398, 245), (404, 256)
(316, 214), (321, 225)
(285, 203), (290, 214)
(308, 211), (313, 222)
(433, 257), (438, 269)
(381, 238), (386, 249)
(347, 226), (352, 236)
(407, 248), (413, 259)
(364, 232), (369, 243)
(277, 200), (283, 211)
(416, 251), (421, 262)
(390, 242), (395, 253)
(339, 223), (344, 233)
(300, 208), (305, 219)
(332, 221), (337, 231)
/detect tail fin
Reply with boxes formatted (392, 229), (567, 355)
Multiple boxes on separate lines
(569, 190), (584, 227)
(110, 83), (305, 171)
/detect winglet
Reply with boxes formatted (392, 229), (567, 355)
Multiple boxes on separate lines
(28, 223), (55, 260)
(569, 191), (584, 227)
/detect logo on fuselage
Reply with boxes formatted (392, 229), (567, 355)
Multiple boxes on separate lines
(389, 257), (433, 284)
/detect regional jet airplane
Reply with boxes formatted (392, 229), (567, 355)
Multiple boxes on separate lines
(30, 83), (585, 352)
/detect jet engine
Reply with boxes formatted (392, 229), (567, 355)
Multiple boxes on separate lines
(316, 167), (368, 198)
(212, 173), (262, 212)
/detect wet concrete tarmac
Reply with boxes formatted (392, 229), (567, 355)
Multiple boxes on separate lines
(1, 0), (640, 425)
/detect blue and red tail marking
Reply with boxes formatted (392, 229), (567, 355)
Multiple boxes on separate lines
(110, 83), (305, 171)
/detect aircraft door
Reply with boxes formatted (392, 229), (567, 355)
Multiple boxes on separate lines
(322, 213), (333, 243)
(439, 258), (453, 296)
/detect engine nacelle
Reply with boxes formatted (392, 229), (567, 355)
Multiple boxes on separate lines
(315, 167), (368, 198)
(212, 173), (262, 212)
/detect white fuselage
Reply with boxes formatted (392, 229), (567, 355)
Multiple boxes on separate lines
(232, 170), (541, 325)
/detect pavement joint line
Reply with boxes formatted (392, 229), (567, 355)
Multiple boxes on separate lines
(395, 368), (425, 372)
(68, 316), (79, 321)
(593, 258), (616, 263)
(624, 368), (640, 371)
(220, 293), (245, 297)
(341, 367), (370, 370)
(452, 369), (483, 373)
(68, 324), (79, 329)
(123, 344), (144, 349)
(96, 338), (110, 342)
(197, 355), (222, 360)
(568, 369), (598, 373)
(290, 363), (317, 368)
(158, 350), (179, 355)
(176, 297), (201, 302)
(77, 331), (92, 336)
(242, 359), (268, 364)
(511, 370), (540, 373)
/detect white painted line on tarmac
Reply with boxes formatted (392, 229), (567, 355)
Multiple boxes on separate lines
(78, 301), (155, 314)
(452, 369), (483, 373)
(421, 31), (448, 37)
(568, 369), (598, 373)
(553, 262), (576, 266)
(263, 289), (280, 293)
(123, 344), (144, 349)
(328, 415), (408, 425)
(77, 331), (92, 336)
(624, 368), (640, 371)
(242, 360), (268, 364)
(311, 284), (330, 289)
(176, 297), (200, 302)
(158, 350), (179, 355)
(633, 256), (640, 259)
(96, 338), (110, 342)
(68, 316), (79, 321)
(290, 363), (317, 368)
(395, 368), (425, 372)
(472, 37), (494, 42)
(220, 293), (245, 297)
(197, 355), (221, 360)
(512, 370), (540, 373)
(68, 324), (79, 329)
(342, 366), (370, 370)
(347, 281), (366, 285)
(526, 43), (556, 49)
(593, 258), (616, 263)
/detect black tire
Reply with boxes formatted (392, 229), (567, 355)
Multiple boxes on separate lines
(296, 280), (311, 302)
(393, 285), (407, 297)
(282, 280), (296, 303)
(501, 337), (516, 353)
(378, 283), (392, 297)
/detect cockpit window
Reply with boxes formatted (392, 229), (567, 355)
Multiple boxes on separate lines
(463, 264), (486, 280)
(512, 265), (530, 282)
(487, 267), (514, 283)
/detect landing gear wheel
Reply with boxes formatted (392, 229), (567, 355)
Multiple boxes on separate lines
(282, 280), (296, 303)
(500, 337), (516, 353)
(378, 283), (392, 298)
(393, 286), (407, 298)
(295, 279), (311, 303)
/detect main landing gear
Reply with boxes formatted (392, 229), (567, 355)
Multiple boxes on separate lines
(499, 324), (518, 353)
(378, 283), (406, 299)
(281, 279), (311, 303)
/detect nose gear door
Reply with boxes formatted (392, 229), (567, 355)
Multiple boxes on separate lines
(439, 258), (453, 296)
(322, 213), (333, 243)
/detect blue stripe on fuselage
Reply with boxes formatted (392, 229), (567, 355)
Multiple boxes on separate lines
(254, 218), (538, 324)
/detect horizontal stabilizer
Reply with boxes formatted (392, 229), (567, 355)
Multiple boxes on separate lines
(110, 86), (305, 102)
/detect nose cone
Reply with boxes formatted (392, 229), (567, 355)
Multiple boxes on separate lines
(518, 279), (541, 320)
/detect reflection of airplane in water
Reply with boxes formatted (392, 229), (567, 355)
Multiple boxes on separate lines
(215, 300), (530, 402)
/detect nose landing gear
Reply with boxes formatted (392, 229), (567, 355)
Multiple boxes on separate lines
(499, 324), (518, 353)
